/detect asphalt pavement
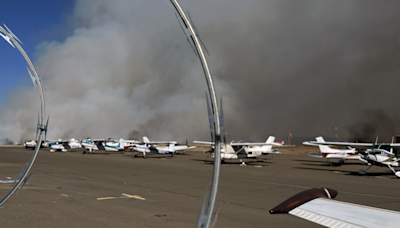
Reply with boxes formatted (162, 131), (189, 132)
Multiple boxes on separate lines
(0, 147), (400, 227)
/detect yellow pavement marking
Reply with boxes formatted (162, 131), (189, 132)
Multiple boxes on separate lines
(97, 194), (146, 201)
(97, 197), (118, 201)
(122, 193), (146, 200)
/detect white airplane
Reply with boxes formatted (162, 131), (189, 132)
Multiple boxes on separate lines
(270, 187), (400, 228)
(23, 140), (50, 149)
(194, 136), (278, 165)
(132, 136), (196, 158)
(81, 138), (135, 154)
(303, 136), (359, 163)
(304, 138), (400, 177)
(195, 94), (278, 165)
(49, 138), (82, 152)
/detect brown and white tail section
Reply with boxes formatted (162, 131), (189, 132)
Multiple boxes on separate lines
(271, 188), (400, 228)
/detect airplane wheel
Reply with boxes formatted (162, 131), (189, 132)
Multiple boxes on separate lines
(221, 160), (225, 164)
(134, 154), (138, 158)
(144, 156), (147, 159)
(358, 169), (366, 175)
(82, 151), (86, 154)
(338, 159), (345, 164)
(182, 151), (186, 154)
(171, 154), (174, 157)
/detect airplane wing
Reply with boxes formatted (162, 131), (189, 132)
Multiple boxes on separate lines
(389, 143), (400, 147)
(230, 142), (273, 146)
(193, 141), (214, 145)
(124, 140), (141, 144)
(304, 141), (373, 149)
(302, 141), (320, 146)
(145, 141), (178, 145)
(271, 188), (400, 228)
(172, 145), (197, 151)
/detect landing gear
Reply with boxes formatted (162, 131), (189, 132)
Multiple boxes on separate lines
(82, 151), (86, 154)
(221, 160), (225, 164)
(171, 154), (174, 157)
(388, 165), (400, 178)
(338, 159), (345, 164)
(240, 159), (246, 166)
(358, 165), (372, 175)
(134, 154), (138, 158)
(144, 155), (147, 159)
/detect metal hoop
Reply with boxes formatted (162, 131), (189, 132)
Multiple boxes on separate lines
(168, 1), (222, 227)
(0, 25), (47, 206)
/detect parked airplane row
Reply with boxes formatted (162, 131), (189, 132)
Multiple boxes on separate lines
(304, 136), (400, 177)
(23, 135), (280, 163)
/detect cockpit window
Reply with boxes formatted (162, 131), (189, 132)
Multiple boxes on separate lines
(380, 145), (391, 151)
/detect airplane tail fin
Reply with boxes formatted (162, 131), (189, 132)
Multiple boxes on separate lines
(262, 136), (275, 152)
(119, 138), (125, 149)
(315, 136), (334, 153)
(143, 136), (150, 144)
(168, 143), (175, 152)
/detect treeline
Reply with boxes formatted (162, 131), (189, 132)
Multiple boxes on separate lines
(0, 138), (14, 145)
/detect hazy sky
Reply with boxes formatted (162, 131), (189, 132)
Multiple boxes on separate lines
(0, 1), (74, 106)
(2, 0), (400, 144)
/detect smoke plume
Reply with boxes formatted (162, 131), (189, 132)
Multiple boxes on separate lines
(1, 0), (400, 144)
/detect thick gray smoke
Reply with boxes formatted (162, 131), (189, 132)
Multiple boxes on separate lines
(1, 0), (400, 144)
(0, 138), (14, 145)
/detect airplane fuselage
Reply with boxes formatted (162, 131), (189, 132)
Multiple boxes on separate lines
(133, 145), (173, 154)
(362, 150), (400, 167)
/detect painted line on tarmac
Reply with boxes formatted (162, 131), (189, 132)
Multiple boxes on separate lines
(223, 177), (400, 200)
(97, 193), (146, 201)
(122, 193), (146, 200)
(339, 191), (400, 200)
(97, 197), (118, 201)
(130, 166), (400, 201)
(159, 169), (400, 201)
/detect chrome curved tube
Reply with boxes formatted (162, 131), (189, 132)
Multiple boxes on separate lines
(0, 25), (47, 206)
(167, 1), (222, 227)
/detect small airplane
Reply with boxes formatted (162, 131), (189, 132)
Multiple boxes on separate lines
(81, 138), (133, 154)
(194, 136), (278, 165)
(303, 136), (359, 163)
(304, 137), (400, 177)
(194, 95), (278, 165)
(132, 136), (196, 158)
(270, 187), (400, 228)
(49, 138), (82, 152)
(23, 140), (50, 149)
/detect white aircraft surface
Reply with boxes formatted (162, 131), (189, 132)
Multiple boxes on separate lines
(304, 138), (400, 177)
(303, 136), (359, 163)
(132, 136), (196, 158)
(194, 136), (278, 165)
(81, 138), (134, 154)
(23, 140), (50, 149)
(271, 187), (400, 228)
(49, 138), (82, 152)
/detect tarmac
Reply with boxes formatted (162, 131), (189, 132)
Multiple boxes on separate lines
(1, 146), (400, 227)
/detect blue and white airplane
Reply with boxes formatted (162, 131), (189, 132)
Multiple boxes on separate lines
(49, 138), (82, 152)
(81, 138), (138, 154)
